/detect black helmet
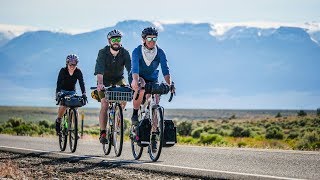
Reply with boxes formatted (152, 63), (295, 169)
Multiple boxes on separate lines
(141, 27), (158, 38)
(107, 29), (122, 39)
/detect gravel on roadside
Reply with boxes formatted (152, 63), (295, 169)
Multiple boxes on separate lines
(0, 151), (199, 180)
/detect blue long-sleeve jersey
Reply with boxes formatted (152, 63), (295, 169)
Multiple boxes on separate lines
(130, 45), (170, 82)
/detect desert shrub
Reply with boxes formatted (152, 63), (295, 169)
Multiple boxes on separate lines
(191, 127), (204, 138)
(0, 125), (3, 133)
(312, 118), (320, 127)
(2, 127), (14, 134)
(13, 123), (40, 136)
(84, 128), (100, 135)
(287, 130), (299, 139)
(317, 108), (320, 116)
(297, 110), (307, 117)
(304, 131), (319, 143)
(221, 124), (231, 130)
(124, 119), (130, 132)
(265, 125), (284, 139)
(7, 117), (25, 128)
(198, 133), (223, 144)
(177, 121), (192, 136)
(275, 112), (282, 118)
(237, 141), (247, 147)
(229, 114), (236, 120)
(221, 119), (229, 123)
(230, 126), (251, 137)
(207, 128), (229, 136)
(39, 120), (51, 128)
(296, 131), (320, 150)
(203, 125), (214, 131)
(177, 136), (197, 144)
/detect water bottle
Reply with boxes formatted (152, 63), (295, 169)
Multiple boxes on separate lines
(109, 109), (114, 126)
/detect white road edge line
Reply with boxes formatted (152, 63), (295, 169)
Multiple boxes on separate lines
(0, 145), (305, 180)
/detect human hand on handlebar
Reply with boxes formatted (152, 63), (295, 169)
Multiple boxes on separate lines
(170, 82), (176, 95)
(82, 94), (88, 104)
(97, 83), (105, 91)
(55, 92), (64, 101)
(131, 78), (139, 91)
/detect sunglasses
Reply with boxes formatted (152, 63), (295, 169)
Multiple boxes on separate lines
(111, 37), (121, 43)
(68, 63), (77, 67)
(146, 37), (157, 42)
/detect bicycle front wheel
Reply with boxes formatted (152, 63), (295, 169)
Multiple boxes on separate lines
(148, 106), (164, 162)
(103, 109), (112, 155)
(113, 104), (124, 157)
(68, 108), (78, 153)
(130, 125), (143, 160)
(59, 112), (68, 151)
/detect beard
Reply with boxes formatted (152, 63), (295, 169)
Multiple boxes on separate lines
(111, 44), (121, 51)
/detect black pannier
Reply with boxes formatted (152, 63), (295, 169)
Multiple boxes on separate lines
(136, 118), (151, 147)
(63, 96), (84, 107)
(144, 82), (170, 95)
(163, 119), (177, 147)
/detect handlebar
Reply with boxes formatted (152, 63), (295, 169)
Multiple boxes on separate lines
(56, 93), (86, 106)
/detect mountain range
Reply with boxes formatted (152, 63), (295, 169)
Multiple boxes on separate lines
(0, 20), (319, 109)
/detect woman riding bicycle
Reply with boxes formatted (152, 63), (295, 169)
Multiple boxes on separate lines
(130, 27), (176, 151)
(55, 54), (87, 135)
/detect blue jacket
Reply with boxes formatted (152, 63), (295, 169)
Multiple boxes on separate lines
(130, 45), (170, 82)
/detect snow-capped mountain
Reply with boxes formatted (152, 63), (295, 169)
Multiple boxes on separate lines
(0, 24), (37, 47)
(0, 20), (319, 109)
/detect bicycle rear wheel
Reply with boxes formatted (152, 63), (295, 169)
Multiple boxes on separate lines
(113, 104), (124, 157)
(59, 112), (68, 151)
(130, 125), (143, 160)
(148, 106), (164, 162)
(69, 108), (78, 153)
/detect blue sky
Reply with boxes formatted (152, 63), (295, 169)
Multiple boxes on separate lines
(1, 0), (320, 32)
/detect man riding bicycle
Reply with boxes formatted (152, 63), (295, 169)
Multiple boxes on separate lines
(130, 27), (176, 151)
(55, 54), (87, 135)
(94, 29), (131, 144)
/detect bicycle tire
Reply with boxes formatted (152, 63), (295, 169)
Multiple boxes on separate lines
(103, 108), (112, 155)
(148, 106), (164, 162)
(59, 112), (68, 151)
(69, 108), (78, 153)
(113, 103), (124, 157)
(130, 124), (144, 160)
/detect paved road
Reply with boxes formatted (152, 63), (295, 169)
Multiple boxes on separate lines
(1, 134), (319, 180)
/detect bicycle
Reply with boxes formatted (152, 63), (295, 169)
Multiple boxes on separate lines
(130, 82), (174, 162)
(56, 92), (86, 153)
(91, 85), (133, 157)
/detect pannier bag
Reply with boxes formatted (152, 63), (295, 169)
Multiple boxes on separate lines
(136, 118), (151, 147)
(163, 119), (177, 147)
(63, 96), (84, 107)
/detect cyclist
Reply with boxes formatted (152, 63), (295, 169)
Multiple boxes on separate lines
(55, 54), (87, 135)
(94, 29), (131, 144)
(129, 27), (175, 151)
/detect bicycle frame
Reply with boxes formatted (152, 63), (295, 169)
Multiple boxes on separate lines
(140, 94), (163, 133)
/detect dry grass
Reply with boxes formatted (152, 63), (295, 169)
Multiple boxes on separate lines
(0, 160), (27, 179)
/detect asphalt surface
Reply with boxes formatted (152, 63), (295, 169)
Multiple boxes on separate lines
(1, 134), (319, 180)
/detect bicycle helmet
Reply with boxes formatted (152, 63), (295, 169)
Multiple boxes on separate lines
(66, 54), (79, 64)
(141, 27), (158, 38)
(107, 29), (122, 39)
